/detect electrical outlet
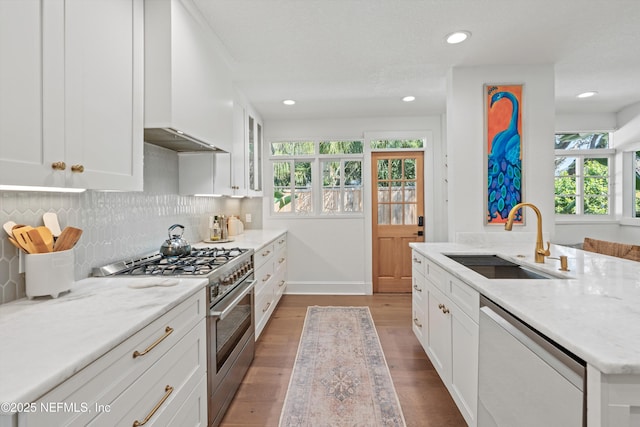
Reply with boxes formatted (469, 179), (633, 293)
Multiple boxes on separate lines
(245, 213), (252, 223)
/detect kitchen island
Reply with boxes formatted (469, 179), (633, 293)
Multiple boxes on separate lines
(410, 239), (640, 427)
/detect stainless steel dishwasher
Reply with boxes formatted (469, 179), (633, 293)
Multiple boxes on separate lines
(478, 296), (586, 427)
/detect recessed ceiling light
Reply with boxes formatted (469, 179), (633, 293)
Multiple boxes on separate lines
(283, 99), (296, 105)
(446, 31), (471, 44)
(402, 96), (416, 102)
(577, 91), (598, 98)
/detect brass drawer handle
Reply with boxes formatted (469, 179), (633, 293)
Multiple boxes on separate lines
(438, 303), (444, 309)
(278, 239), (285, 244)
(262, 274), (271, 282)
(278, 257), (285, 264)
(278, 280), (285, 287)
(132, 384), (174, 426)
(262, 301), (271, 313)
(51, 161), (66, 171)
(71, 164), (84, 173)
(132, 326), (173, 358)
(412, 257), (422, 264)
(413, 318), (422, 328)
(262, 250), (271, 257)
(439, 304), (450, 314)
(413, 284), (422, 292)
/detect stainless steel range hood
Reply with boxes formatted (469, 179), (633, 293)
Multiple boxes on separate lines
(144, 127), (226, 152)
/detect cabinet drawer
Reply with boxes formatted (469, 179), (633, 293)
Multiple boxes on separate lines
(275, 234), (287, 251)
(411, 250), (426, 277)
(425, 258), (447, 294)
(449, 275), (480, 322)
(89, 320), (207, 426)
(275, 245), (287, 276)
(412, 274), (426, 305)
(273, 265), (287, 298)
(25, 289), (206, 426)
(254, 242), (275, 269)
(255, 259), (275, 296)
(412, 304), (426, 345)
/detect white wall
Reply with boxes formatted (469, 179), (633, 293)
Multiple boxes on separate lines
(446, 65), (556, 242)
(262, 116), (444, 294)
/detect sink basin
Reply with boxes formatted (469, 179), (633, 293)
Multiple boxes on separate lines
(444, 254), (554, 280)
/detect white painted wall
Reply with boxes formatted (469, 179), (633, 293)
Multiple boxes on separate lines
(262, 116), (445, 294)
(446, 65), (556, 242)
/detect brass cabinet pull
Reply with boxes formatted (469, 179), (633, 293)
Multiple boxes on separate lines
(412, 257), (422, 264)
(71, 164), (84, 173)
(278, 239), (285, 244)
(262, 301), (271, 313)
(439, 304), (450, 314)
(278, 280), (285, 287)
(262, 274), (271, 282)
(438, 303), (444, 309)
(262, 250), (271, 257)
(51, 161), (66, 171)
(132, 326), (173, 358)
(413, 318), (423, 328)
(132, 384), (174, 426)
(278, 257), (285, 264)
(413, 284), (422, 292)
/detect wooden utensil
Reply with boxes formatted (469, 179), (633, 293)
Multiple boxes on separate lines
(54, 227), (83, 252)
(35, 226), (54, 252)
(26, 228), (50, 253)
(43, 212), (62, 238)
(12, 226), (36, 254)
(3, 220), (17, 236)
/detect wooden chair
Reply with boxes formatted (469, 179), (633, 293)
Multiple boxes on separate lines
(583, 237), (640, 262)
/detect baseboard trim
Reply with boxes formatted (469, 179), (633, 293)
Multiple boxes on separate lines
(284, 281), (372, 295)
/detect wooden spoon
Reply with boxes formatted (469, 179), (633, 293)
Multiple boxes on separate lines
(35, 226), (54, 252)
(54, 226), (83, 252)
(26, 228), (50, 253)
(3, 221), (17, 236)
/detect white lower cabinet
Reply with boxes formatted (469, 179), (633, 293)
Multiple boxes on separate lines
(254, 233), (287, 339)
(412, 250), (479, 426)
(21, 289), (207, 427)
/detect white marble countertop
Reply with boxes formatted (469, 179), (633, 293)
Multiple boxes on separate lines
(0, 276), (207, 409)
(196, 229), (287, 251)
(410, 238), (640, 375)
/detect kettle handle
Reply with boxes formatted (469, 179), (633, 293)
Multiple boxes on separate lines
(168, 224), (185, 238)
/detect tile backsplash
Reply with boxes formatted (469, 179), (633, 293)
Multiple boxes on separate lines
(0, 144), (262, 304)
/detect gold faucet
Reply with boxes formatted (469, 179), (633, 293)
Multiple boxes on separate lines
(504, 202), (550, 263)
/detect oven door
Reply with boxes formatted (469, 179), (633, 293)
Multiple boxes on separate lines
(210, 278), (255, 372)
(207, 276), (256, 426)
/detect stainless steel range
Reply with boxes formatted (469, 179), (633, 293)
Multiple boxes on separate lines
(93, 246), (256, 427)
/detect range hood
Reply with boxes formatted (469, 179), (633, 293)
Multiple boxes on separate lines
(143, 128), (226, 152)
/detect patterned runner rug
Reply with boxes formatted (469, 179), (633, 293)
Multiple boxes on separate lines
(279, 306), (406, 427)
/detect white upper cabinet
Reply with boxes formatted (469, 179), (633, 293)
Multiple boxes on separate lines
(144, 0), (233, 153)
(231, 90), (264, 197)
(0, 0), (144, 191)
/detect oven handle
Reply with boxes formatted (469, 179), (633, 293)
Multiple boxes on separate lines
(210, 279), (256, 320)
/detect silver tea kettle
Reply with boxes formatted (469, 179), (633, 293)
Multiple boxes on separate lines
(160, 224), (192, 257)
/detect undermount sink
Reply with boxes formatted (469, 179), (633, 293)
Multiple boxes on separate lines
(444, 254), (555, 280)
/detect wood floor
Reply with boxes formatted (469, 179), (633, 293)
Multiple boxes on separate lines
(219, 294), (467, 427)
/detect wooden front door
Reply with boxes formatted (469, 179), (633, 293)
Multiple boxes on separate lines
(372, 151), (424, 293)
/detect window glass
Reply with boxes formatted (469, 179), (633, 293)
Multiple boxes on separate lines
(555, 133), (609, 150)
(273, 162), (292, 212)
(271, 141), (315, 156)
(583, 158), (609, 215)
(371, 139), (424, 149)
(319, 141), (363, 154)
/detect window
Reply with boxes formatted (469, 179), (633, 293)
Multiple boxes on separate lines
(635, 151), (640, 218)
(554, 133), (614, 216)
(271, 141), (363, 215)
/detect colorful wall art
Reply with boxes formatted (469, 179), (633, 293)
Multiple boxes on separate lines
(485, 84), (523, 224)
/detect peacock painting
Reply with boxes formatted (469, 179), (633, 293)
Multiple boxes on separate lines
(486, 85), (523, 223)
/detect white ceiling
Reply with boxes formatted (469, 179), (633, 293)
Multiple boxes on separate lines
(193, 0), (640, 121)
